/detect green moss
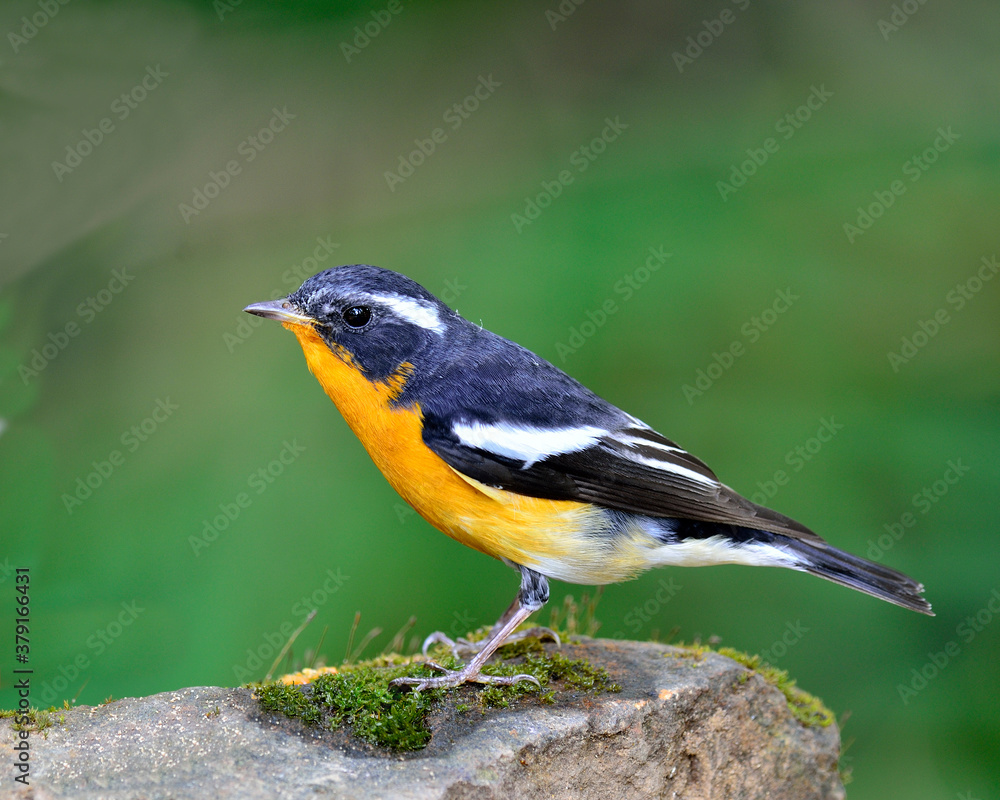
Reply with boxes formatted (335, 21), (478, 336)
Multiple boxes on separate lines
(716, 647), (835, 728)
(494, 636), (546, 659)
(666, 642), (835, 728)
(254, 638), (619, 751)
(0, 707), (59, 734)
(257, 681), (323, 724)
(665, 641), (710, 662)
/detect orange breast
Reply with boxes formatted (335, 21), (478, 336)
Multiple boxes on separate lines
(286, 324), (608, 573)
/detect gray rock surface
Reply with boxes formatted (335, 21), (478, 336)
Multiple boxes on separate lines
(1, 639), (845, 799)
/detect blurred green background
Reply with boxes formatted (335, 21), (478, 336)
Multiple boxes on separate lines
(1, 0), (998, 795)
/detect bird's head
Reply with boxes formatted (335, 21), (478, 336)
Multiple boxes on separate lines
(245, 265), (454, 384)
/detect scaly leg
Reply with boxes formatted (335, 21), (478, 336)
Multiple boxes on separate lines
(392, 565), (550, 692)
(420, 595), (560, 658)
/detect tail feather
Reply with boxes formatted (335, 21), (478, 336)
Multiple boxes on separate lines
(668, 517), (933, 615)
(779, 536), (934, 616)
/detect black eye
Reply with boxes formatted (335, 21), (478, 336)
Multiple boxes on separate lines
(342, 306), (372, 328)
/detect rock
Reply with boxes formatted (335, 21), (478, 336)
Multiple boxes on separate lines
(1, 638), (844, 799)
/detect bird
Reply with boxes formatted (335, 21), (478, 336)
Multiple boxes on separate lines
(245, 264), (932, 691)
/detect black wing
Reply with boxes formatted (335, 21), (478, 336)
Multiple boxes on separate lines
(421, 412), (823, 543)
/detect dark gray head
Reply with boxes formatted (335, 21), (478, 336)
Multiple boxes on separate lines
(245, 265), (457, 381)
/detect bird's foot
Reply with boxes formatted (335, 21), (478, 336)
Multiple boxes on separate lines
(390, 660), (541, 693)
(420, 626), (560, 658)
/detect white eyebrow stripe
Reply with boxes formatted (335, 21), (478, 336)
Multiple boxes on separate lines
(452, 421), (608, 469)
(367, 292), (446, 335)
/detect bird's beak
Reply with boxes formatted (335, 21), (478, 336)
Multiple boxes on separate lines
(243, 298), (316, 326)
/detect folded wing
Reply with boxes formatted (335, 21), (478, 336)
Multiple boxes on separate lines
(421, 414), (824, 544)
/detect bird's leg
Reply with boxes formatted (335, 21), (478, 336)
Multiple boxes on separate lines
(418, 599), (518, 658)
(420, 595), (560, 658)
(392, 566), (551, 692)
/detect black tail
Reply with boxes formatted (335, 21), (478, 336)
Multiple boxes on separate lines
(672, 516), (933, 615)
(780, 536), (933, 616)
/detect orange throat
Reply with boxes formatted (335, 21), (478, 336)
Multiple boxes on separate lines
(286, 322), (471, 537)
(283, 322), (613, 579)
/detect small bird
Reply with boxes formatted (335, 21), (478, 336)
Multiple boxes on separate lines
(245, 265), (932, 690)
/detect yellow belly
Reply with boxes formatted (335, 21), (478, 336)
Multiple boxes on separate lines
(288, 324), (651, 583)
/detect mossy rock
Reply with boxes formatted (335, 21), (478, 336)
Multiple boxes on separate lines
(253, 637), (620, 752)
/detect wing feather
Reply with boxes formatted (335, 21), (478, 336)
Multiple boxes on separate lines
(422, 415), (823, 543)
